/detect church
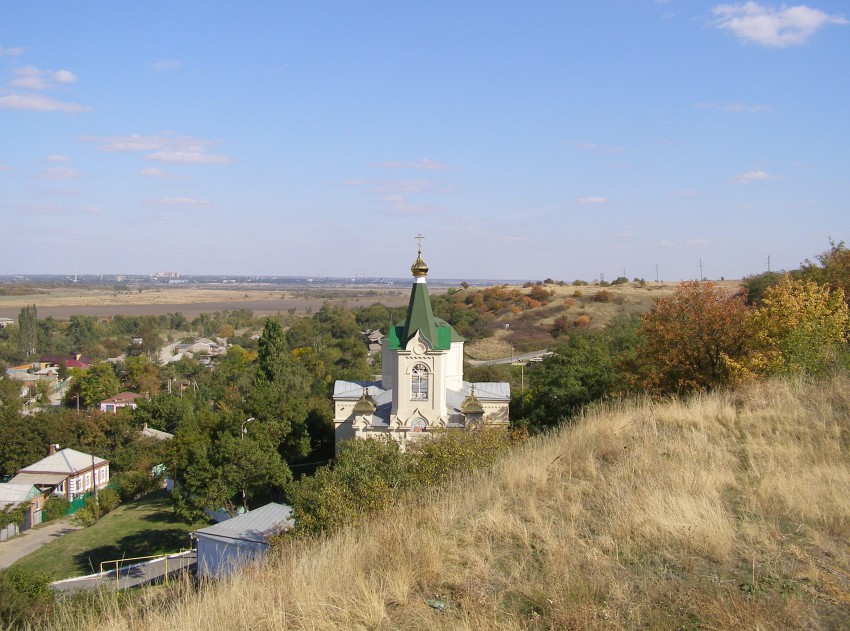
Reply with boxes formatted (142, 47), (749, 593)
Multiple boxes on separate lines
(332, 242), (510, 448)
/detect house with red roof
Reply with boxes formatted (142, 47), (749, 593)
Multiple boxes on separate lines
(100, 391), (144, 413)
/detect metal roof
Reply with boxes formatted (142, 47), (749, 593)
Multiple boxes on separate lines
(194, 503), (294, 545)
(18, 448), (107, 475)
(8, 472), (68, 486)
(0, 482), (41, 505)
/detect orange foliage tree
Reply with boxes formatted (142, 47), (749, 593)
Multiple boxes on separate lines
(629, 282), (751, 394)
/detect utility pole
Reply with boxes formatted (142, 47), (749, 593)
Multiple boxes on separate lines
(655, 264), (659, 283)
(767, 255), (771, 272)
(699, 259), (704, 281)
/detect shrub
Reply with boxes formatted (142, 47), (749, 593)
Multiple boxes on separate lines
(115, 470), (164, 502)
(98, 487), (120, 514)
(611, 276), (629, 285)
(42, 496), (69, 522)
(594, 290), (613, 303)
(572, 280), (589, 286)
(573, 289), (583, 298)
(574, 315), (591, 327)
(563, 298), (576, 308)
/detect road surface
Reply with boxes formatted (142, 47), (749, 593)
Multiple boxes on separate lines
(51, 551), (196, 592)
(0, 518), (82, 569)
(466, 349), (551, 367)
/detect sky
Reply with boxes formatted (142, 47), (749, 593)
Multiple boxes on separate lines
(1, 1), (848, 281)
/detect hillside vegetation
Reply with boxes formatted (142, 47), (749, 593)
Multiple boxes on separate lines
(57, 376), (850, 630)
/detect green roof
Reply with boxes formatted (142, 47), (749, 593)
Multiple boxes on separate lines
(388, 281), (463, 351)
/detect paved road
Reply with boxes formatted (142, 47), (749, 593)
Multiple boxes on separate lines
(51, 551), (196, 592)
(0, 517), (83, 569)
(466, 349), (551, 367)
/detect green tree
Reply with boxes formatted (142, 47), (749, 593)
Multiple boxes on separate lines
(18, 304), (37, 358)
(68, 315), (99, 352)
(172, 414), (291, 521)
(68, 362), (121, 408)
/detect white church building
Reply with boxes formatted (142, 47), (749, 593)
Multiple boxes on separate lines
(333, 244), (510, 448)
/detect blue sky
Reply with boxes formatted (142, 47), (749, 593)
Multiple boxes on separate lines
(1, 1), (847, 281)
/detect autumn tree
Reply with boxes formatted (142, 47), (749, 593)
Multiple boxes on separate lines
(801, 239), (850, 304)
(745, 276), (849, 376)
(629, 281), (751, 394)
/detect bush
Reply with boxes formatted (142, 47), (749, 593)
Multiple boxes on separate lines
(0, 567), (54, 628)
(42, 496), (69, 522)
(98, 487), (120, 514)
(611, 276), (629, 285)
(574, 315), (591, 327)
(594, 290), (613, 303)
(115, 470), (164, 502)
(563, 298), (576, 308)
(572, 280), (589, 286)
(573, 290), (583, 298)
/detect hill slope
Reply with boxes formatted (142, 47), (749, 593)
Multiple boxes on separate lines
(67, 377), (850, 630)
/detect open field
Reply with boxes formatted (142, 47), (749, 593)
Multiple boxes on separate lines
(0, 286), (410, 320)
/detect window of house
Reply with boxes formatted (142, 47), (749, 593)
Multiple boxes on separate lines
(85, 472), (91, 489)
(411, 363), (429, 400)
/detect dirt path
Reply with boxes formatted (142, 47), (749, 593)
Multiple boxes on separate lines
(0, 517), (82, 569)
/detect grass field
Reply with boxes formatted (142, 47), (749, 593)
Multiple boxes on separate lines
(12, 491), (206, 581)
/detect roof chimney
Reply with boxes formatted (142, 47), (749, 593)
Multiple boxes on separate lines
(48, 443), (60, 455)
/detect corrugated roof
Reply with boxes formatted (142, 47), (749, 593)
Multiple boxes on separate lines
(18, 448), (107, 475)
(0, 483), (41, 504)
(194, 503), (294, 544)
(8, 472), (68, 486)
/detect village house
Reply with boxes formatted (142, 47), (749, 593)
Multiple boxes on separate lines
(332, 242), (510, 449)
(100, 391), (144, 413)
(0, 482), (44, 540)
(9, 445), (109, 502)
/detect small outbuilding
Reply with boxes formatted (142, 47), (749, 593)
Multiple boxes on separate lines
(193, 503), (294, 579)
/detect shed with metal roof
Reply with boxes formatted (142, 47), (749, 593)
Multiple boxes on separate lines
(193, 502), (294, 578)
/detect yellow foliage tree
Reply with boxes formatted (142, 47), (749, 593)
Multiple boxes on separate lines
(747, 276), (849, 376)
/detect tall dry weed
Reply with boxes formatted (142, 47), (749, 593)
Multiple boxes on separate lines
(53, 376), (850, 631)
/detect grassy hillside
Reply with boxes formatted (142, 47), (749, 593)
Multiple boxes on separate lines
(57, 376), (850, 630)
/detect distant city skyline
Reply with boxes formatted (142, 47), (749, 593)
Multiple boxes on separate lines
(1, 2), (847, 281)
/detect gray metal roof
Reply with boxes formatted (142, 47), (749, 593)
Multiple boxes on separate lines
(194, 503), (294, 544)
(19, 448), (107, 475)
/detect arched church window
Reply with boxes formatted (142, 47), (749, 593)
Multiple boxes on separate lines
(411, 363), (429, 400)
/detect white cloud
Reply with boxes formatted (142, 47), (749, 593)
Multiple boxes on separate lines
(713, 2), (848, 47)
(140, 167), (176, 178)
(80, 133), (234, 164)
(0, 46), (24, 56)
(687, 238), (712, 245)
(696, 101), (770, 112)
(47, 154), (70, 162)
(579, 196), (608, 205)
(154, 197), (213, 208)
(148, 150), (233, 164)
(736, 169), (777, 183)
(371, 158), (450, 170)
(151, 60), (183, 70)
(0, 93), (90, 112)
(10, 66), (78, 90)
(38, 166), (81, 180)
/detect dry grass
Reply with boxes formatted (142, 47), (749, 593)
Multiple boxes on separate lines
(53, 376), (850, 630)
